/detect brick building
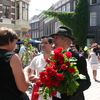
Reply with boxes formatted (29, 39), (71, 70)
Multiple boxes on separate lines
(0, 0), (30, 40)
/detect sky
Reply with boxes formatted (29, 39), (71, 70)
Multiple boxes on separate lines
(29, 0), (59, 19)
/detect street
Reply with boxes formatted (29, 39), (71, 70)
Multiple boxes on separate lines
(84, 59), (100, 100)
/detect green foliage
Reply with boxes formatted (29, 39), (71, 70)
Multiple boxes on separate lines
(22, 34), (34, 66)
(42, 0), (88, 48)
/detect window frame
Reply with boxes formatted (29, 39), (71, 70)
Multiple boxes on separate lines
(2, 6), (10, 18)
(90, 0), (97, 5)
(90, 12), (97, 26)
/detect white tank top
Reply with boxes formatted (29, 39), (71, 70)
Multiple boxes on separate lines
(89, 52), (98, 63)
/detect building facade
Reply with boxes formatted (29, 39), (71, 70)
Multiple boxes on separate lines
(29, 0), (77, 40)
(29, 0), (100, 47)
(0, 0), (30, 40)
(29, 15), (40, 40)
(87, 0), (100, 46)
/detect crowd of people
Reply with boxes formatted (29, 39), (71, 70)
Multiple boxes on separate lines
(70, 42), (100, 82)
(0, 26), (92, 100)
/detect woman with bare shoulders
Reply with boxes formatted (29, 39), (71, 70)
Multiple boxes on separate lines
(0, 27), (31, 100)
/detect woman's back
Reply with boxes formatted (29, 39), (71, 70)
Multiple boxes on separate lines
(0, 49), (22, 100)
(89, 51), (98, 63)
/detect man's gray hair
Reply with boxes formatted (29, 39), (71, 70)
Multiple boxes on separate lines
(61, 35), (72, 46)
(67, 38), (72, 46)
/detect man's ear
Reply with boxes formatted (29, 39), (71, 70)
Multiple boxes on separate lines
(64, 37), (68, 43)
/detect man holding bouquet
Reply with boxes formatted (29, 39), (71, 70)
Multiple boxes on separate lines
(49, 26), (91, 100)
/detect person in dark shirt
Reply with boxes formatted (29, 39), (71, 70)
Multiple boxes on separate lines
(49, 26), (91, 100)
(0, 27), (31, 100)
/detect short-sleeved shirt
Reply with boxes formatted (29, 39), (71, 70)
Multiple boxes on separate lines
(89, 52), (98, 64)
(29, 54), (47, 77)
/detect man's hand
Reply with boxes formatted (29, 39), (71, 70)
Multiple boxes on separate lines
(23, 66), (33, 76)
(29, 75), (39, 83)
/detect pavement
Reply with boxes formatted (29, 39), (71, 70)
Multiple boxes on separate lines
(84, 59), (100, 100)
(26, 59), (100, 100)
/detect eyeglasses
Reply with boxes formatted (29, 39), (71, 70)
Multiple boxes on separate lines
(40, 42), (49, 45)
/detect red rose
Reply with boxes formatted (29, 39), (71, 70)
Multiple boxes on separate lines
(56, 73), (64, 81)
(66, 61), (70, 65)
(58, 53), (63, 59)
(39, 77), (45, 83)
(58, 65), (61, 69)
(36, 80), (42, 86)
(45, 58), (50, 63)
(39, 71), (47, 77)
(43, 77), (52, 87)
(61, 64), (67, 70)
(46, 67), (57, 77)
(46, 66), (52, 72)
(52, 54), (58, 60)
(65, 51), (72, 57)
(51, 79), (59, 87)
(58, 59), (64, 63)
(53, 46), (62, 53)
(51, 69), (57, 76)
(25, 34), (30, 37)
(50, 90), (57, 96)
(53, 65), (58, 70)
(33, 92), (39, 99)
(51, 61), (56, 65)
(68, 67), (76, 73)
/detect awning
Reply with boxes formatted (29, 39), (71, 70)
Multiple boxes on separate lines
(16, 39), (40, 44)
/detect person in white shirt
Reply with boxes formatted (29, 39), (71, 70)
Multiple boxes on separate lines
(24, 36), (53, 100)
(30, 36), (53, 77)
(18, 45), (25, 58)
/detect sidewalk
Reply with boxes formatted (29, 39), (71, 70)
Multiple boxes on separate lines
(26, 59), (100, 100)
(84, 60), (100, 100)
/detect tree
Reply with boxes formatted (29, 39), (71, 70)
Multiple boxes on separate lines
(43, 0), (88, 48)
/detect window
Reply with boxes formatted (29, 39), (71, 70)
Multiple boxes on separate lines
(25, 4), (28, 9)
(16, 2), (19, 19)
(90, 0), (97, 5)
(22, 2), (28, 20)
(22, 8), (26, 20)
(22, 2), (25, 7)
(87, 38), (95, 47)
(62, 6), (65, 11)
(3, 6), (10, 18)
(32, 24), (35, 29)
(37, 30), (39, 38)
(36, 23), (38, 28)
(55, 21), (60, 32)
(58, 8), (61, 11)
(55, 22), (58, 32)
(3, 0), (10, 6)
(90, 12), (97, 26)
(32, 31), (34, 38)
(66, 3), (70, 12)
(2, 0), (10, 18)
(65, 0), (69, 2)
(62, 0), (65, 4)
(73, 1), (76, 10)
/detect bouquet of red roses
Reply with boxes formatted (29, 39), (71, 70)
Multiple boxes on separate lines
(32, 46), (85, 100)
